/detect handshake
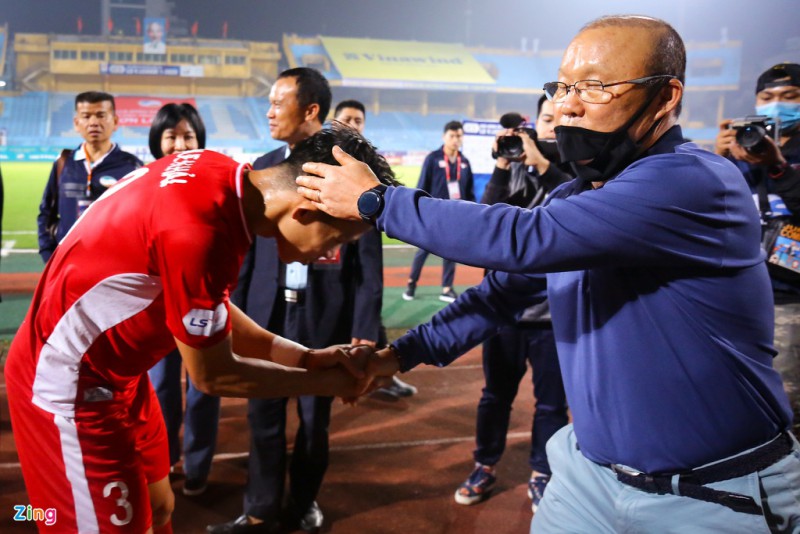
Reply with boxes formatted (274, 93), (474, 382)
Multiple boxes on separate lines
(304, 344), (402, 401)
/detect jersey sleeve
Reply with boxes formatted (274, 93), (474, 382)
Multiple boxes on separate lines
(152, 221), (241, 348)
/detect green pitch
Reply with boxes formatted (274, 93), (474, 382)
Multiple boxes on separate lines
(2, 162), (51, 251)
(0, 162), (420, 252)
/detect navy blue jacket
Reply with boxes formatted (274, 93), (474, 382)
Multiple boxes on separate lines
(416, 147), (475, 202)
(37, 143), (142, 262)
(231, 147), (383, 347)
(380, 126), (792, 473)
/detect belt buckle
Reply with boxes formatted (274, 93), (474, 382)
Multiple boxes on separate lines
(284, 289), (299, 303)
(611, 464), (643, 478)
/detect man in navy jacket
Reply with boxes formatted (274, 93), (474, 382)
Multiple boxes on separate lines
(298, 16), (800, 533)
(403, 120), (474, 303)
(210, 68), (385, 534)
(37, 91), (141, 263)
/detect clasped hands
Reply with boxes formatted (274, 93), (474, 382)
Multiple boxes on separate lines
(304, 343), (401, 401)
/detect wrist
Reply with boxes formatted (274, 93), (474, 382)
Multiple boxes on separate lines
(271, 335), (310, 368)
(534, 160), (551, 175)
(381, 344), (403, 374)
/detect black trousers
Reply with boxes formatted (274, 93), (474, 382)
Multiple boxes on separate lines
(243, 296), (334, 520)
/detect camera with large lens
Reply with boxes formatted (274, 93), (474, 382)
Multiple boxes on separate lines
(729, 115), (780, 154)
(493, 112), (560, 163)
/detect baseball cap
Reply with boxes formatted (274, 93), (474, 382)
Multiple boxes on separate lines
(756, 63), (800, 93)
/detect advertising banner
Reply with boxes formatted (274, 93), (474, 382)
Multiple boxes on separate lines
(321, 36), (495, 90)
(115, 96), (198, 127)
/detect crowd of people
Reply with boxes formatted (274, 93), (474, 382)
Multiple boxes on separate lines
(4, 12), (799, 534)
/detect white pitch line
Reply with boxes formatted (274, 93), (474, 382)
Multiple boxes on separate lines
(0, 240), (16, 257)
(0, 248), (38, 254)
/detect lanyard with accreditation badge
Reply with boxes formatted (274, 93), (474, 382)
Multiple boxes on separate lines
(78, 144), (96, 218)
(444, 153), (462, 200)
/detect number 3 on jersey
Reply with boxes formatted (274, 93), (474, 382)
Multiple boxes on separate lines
(103, 481), (133, 526)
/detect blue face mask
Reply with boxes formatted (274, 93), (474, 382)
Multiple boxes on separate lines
(755, 101), (800, 132)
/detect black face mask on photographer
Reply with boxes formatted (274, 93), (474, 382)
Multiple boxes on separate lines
(554, 80), (669, 185)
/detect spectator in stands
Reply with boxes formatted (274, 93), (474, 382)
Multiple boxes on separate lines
(333, 99), (417, 399)
(402, 120), (474, 303)
(37, 91), (141, 263)
(715, 63), (800, 432)
(209, 69), (385, 534)
(297, 15), (800, 531)
(455, 95), (571, 511)
(146, 102), (217, 497)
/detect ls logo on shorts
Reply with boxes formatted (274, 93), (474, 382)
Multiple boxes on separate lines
(183, 303), (228, 337)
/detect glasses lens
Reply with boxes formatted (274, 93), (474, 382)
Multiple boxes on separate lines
(575, 81), (607, 104)
(544, 82), (565, 102)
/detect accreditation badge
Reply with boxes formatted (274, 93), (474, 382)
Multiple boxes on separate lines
(447, 180), (461, 200)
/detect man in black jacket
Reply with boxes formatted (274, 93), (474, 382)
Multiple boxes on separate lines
(209, 69), (386, 534)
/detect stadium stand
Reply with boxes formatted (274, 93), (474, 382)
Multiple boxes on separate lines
(0, 31), (745, 160)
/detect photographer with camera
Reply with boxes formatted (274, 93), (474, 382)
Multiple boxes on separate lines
(453, 96), (573, 511)
(715, 62), (800, 430)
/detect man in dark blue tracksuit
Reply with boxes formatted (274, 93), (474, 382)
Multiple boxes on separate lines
(37, 91), (141, 263)
(298, 16), (800, 533)
(403, 120), (474, 303)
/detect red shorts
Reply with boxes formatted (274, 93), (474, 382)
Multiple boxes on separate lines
(7, 374), (170, 533)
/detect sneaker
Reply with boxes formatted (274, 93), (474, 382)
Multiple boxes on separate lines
(402, 282), (416, 301)
(454, 464), (496, 505)
(528, 475), (550, 513)
(374, 376), (418, 398)
(439, 288), (458, 303)
(183, 477), (208, 496)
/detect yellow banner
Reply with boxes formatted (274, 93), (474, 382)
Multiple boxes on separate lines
(320, 36), (495, 87)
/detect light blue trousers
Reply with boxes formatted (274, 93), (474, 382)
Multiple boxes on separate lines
(531, 424), (800, 533)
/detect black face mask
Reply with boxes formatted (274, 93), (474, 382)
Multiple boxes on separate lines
(554, 85), (666, 185)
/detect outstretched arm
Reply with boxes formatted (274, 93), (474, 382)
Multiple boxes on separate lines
(177, 334), (361, 399)
(176, 302), (364, 399)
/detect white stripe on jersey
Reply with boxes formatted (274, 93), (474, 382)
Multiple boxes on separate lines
(55, 413), (99, 533)
(32, 273), (163, 417)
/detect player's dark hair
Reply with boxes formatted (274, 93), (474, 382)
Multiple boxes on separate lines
(278, 67), (332, 125)
(148, 103), (207, 159)
(276, 123), (398, 191)
(75, 91), (116, 111)
(334, 99), (366, 118)
(443, 120), (463, 133)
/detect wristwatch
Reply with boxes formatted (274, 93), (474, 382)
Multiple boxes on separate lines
(357, 184), (388, 223)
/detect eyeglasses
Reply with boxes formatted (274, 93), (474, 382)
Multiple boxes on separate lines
(543, 75), (676, 104)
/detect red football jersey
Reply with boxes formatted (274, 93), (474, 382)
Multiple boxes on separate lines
(6, 149), (252, 417)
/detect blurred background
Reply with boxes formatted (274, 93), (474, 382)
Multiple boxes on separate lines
(0, 0), (798, 255)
